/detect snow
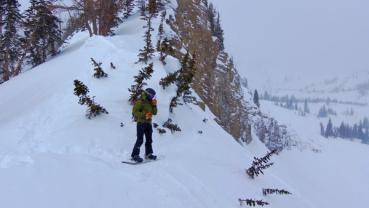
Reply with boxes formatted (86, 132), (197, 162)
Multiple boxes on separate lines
(1, 2), (369, 208)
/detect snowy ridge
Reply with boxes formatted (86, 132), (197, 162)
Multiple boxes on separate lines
(1, 2), (369, 208)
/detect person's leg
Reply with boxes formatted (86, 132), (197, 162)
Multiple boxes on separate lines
(144, 123), (154, 156)
(131, 123), (144, 157)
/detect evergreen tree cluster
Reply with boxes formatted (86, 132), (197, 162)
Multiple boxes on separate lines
(73, 80), (108, 119)
(320, 117), (369, 143)
(1, 0), (62, 83)
(205, 2), (224, 50)
(317, 105), (336, 118)
(246, 150), (277, 179)
(262, 188), (291, 196)
(255, 117), (289, 151)
(262, 91), (366, 107)
(90, 58), (108, 78)
(24, 0), (62, 66)
(128, 63), (154, 103)
(238, 199), (269, 207)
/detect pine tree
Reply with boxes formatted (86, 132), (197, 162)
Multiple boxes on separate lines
(238, 199), (269, 207)
(138, 0), (146, 16)
(137, 16), (155, 64)
(207, 3), (216, 33)
(128, 63), (154, 103)
(159, 72), (177, 89)
(325, 118), (333, 138)
(158, 38), (174, 65)
(91, 58), (108, 78)
(214, 12), (224, 50)
(262, 188), (292, 196)
(253, 90), (260, 107)
(246, 150), (277, 179)
(123, 0), (135, 19)
(0, 0), (24, 81)
(303, 99), (310, 114)
(24, 0), (62, 67)
(73, 80), (108, 119)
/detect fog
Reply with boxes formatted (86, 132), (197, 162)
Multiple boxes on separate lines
(211, 0), (369, 87)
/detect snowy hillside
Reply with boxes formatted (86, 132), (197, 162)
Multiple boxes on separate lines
(1, 1), (369, 208)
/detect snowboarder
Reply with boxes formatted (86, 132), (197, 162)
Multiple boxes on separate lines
(131, 88), (158, 163)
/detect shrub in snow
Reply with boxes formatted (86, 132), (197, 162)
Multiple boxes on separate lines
(128, 63), (154, 103)
(91, 58), (108, 78)
(262, 188), (291, 196)
(73, 80), (108, 119)
(110, 62), (116, 69)
(238, 199), (269, 207)
(246, 150), (277, 179)
(157, 128), (167, 134)
(163, 119), (181, 133)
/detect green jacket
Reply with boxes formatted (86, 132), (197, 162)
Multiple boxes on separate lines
(132, 92), (157, 123)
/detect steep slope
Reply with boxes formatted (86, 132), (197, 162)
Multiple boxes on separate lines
(0, 9), (277, 208)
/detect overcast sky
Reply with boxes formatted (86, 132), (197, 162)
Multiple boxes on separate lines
(211, 0), (369, 87)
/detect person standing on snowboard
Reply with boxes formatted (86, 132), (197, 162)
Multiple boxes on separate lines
(131, 88), (158, 162)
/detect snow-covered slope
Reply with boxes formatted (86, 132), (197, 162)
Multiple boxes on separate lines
(1, 3), (369, 208)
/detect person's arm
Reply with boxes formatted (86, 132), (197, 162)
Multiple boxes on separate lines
(152, 99), (158, 115)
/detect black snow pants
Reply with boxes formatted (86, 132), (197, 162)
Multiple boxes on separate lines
(131, 122), (153, 157)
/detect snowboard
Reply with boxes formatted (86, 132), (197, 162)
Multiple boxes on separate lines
(121, 157), (160, 165)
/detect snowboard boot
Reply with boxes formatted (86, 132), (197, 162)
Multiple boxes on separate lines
(131, 155), (143, 163)
(145, 153), (157, 160)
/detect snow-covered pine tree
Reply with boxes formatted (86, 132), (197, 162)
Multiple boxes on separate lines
(24, 0), (62, 67)
(0, 0), (24, 81)
(91, 58), (108, 78)
(128, 63), (154, 103)
(123, 0), (135, 19)
(253, 90), (260, 107)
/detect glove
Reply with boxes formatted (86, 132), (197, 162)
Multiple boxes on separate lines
(145, 112), (153, 120)
(152, 99), (157, 106)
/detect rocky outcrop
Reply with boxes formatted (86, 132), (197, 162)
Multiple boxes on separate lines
(168, 0), (252, 143)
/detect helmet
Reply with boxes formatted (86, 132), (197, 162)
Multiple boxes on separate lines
(145, 88), (156, 100)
